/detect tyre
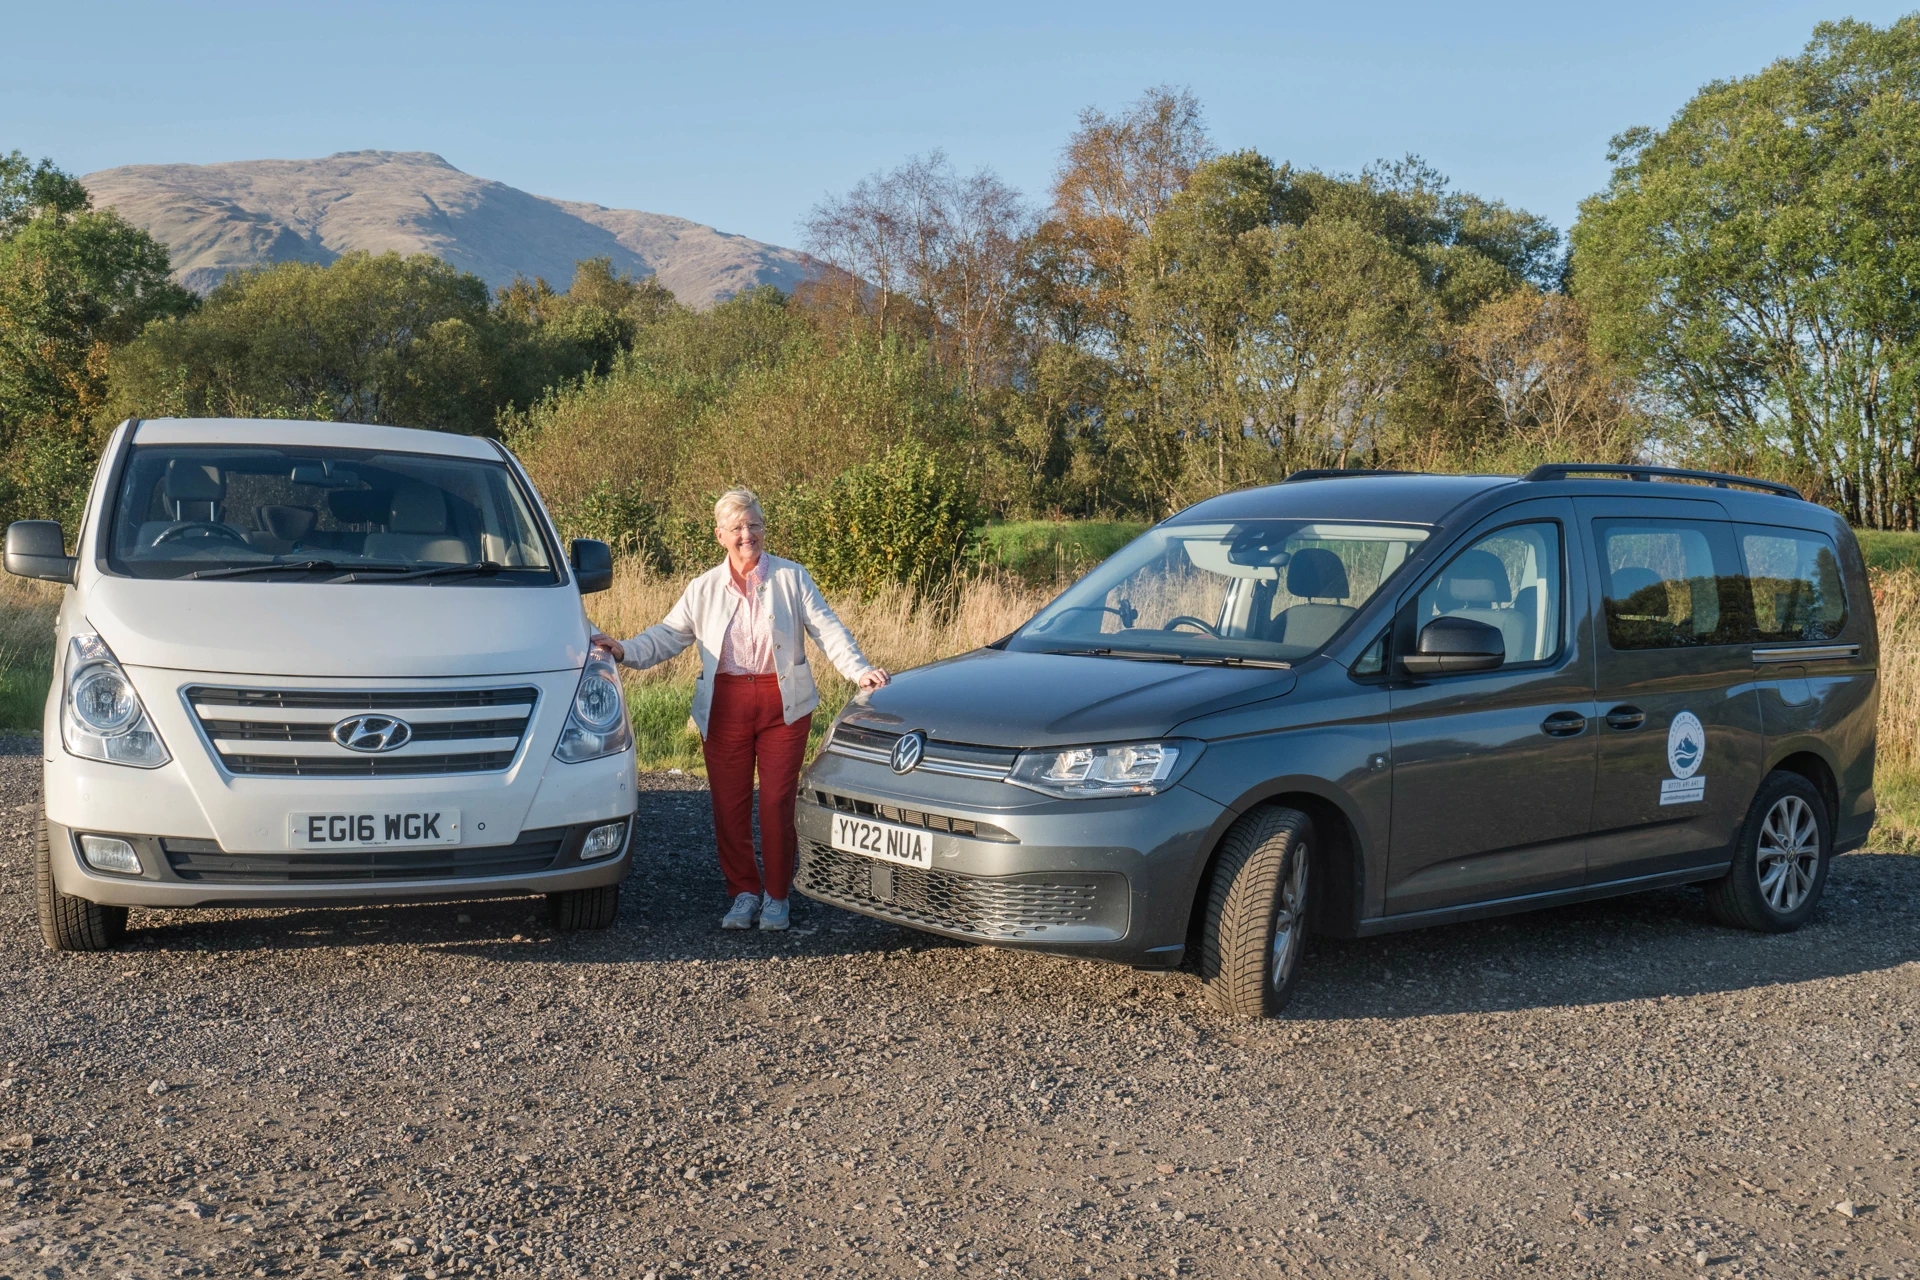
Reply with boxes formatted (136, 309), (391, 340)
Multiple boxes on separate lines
(35, 814), (128, 952)
(546, 883), (619, 931)
(1199, 805), (1314, 1018)
(1705, 771), (1831, 933)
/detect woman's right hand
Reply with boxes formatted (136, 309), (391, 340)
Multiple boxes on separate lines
(589, 631), (625, 664)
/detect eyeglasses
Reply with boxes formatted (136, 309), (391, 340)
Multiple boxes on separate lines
(719, 521), (765, 536)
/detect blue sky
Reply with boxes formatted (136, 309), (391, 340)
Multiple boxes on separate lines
(6, 1), (1911, 251)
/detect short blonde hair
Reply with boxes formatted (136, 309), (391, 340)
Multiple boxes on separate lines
(714, 488), (764, 529)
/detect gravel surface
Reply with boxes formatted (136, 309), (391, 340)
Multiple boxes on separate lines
(1, 735), (1916, 1279)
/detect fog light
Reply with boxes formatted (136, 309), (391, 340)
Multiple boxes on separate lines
(79, 834), (142, 875)
(580, 820), (628, 861)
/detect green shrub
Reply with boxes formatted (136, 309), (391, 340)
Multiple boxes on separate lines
(971, 519), (1148, 584)
(773, 442), (981, 600)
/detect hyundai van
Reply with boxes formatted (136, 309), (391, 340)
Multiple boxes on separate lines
(8, 418), (637, 951)
(795, 465), (1878, 1017)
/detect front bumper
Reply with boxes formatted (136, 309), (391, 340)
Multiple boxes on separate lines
(48, 815), (633, 908)
(794, 751), (1227, 967)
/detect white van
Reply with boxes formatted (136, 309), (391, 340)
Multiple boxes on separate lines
(6, 418), (638, 951)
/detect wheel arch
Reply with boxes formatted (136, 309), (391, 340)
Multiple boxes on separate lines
(1766, 745), (1841, 830)
(1182, 780), (1369, 955)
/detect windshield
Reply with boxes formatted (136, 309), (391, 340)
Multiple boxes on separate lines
(1008, 520), (1430, 663)
(105, 443), (558, 582)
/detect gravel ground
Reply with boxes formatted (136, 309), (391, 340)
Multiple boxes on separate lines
(0, 735), (1916, 1280)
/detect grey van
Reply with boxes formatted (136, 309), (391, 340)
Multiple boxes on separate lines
(793, 466), (1877, 1017)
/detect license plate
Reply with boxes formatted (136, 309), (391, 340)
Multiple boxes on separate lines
(829, 814), (931, 869)
(289, 810), (461, 849)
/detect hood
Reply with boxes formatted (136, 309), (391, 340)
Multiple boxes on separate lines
(85, 576), (589, 678)
(841, 647), (1297, 748)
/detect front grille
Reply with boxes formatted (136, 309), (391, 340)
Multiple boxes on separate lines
(797, 841), (1126, 941)
(185, 685), (538, 778)
(825, 723), (1019, 780)
(162, 827), (567, 883)
(810, 790), (1016, 842)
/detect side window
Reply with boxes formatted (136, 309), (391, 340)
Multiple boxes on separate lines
(1595, 518), (1749, 650)
(1414, 522), (1563, 664)
(1740, 525), (1847, 642)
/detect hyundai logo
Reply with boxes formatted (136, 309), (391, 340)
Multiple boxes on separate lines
(890, 730), (927, 775)
(332, 714), (414, 753)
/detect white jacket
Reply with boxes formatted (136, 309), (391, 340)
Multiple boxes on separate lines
(615, 555), (875, 737)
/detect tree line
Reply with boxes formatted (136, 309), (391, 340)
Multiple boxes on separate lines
(2, 15), (1917, 583)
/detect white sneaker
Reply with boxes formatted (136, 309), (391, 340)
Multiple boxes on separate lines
(758, 896), (790, 931)
(721, 892), (760, 930)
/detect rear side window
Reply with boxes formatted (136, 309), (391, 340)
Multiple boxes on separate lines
(1740, 525), (1847, 642)
(1595, 518), (1750, 650)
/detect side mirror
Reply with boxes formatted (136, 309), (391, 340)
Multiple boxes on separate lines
(569, 538), (613, 595)
(1402, 616), (1505, 675)
(5, 521), (75, 584)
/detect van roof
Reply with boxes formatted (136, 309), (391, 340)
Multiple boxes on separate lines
(1174, 473), (1517, 526)
(128, 418), (501, 461)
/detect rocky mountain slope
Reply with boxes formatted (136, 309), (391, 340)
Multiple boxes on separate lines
(82, 150), (817, 307)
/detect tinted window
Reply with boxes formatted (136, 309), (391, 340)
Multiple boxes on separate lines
(1740, 526), (1847, 642)
(1595, 518), (1749, 650)
(107, 444), (557, 582)
(1414, 522), (1562, 665)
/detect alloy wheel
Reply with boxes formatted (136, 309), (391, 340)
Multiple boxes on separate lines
(1756, 795), (1819, 914)
(1269, 844), (1309, 992)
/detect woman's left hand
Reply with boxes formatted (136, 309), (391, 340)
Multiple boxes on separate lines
(857, 668), (890, 691)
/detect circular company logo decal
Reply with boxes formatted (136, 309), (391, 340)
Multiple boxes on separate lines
(890, 730), (926, 775)
(1667, 711), (1705, 779)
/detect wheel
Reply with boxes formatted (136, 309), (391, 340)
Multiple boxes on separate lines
(546, 884), (619, 931)
(1199, 805), (1314, 1018)
(1705, 771), (1831, 932)
(35, 815), (128, 952)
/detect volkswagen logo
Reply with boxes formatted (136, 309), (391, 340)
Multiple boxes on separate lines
(332, 714), (414, 753)
(890, 729), (927, 775)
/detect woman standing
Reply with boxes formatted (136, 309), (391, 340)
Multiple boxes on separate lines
(591, 489), (888, 931)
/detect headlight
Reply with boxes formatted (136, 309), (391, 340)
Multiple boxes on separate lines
(61, 633), (170, 768)
(1006, 739), (1202, 799)
(554, 651), (633, 763)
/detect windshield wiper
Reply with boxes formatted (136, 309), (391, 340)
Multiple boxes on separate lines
(354, 560), (505, 583)
(1041, 647), (1289, 669)
(190, 561), (416, 581)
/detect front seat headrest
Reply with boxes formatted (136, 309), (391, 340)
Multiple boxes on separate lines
(164, 460), (225, 503)
(387, 482), (449, 534)
(1440, 549), (1512, 607)
(1287, 547), (1350, 600)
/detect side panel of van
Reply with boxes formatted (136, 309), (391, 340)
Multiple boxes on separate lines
(1577, 497), (1766, 883)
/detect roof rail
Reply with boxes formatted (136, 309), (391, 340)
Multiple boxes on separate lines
(1522, 463), (1801, 500)
(1282, 468), (1418, 483)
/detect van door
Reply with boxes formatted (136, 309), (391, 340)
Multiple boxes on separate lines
(1578, 498), (1765, 884)
(1385, 499), (1598, 916)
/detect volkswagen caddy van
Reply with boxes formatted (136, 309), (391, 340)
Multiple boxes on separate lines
(7, 418), (637, 951)
(795, 465), (1878, 1017)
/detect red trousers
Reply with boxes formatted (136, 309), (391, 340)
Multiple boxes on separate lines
(703, 673), (813, 900)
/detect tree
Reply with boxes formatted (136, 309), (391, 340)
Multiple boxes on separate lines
(1572, 16), (1920, 527)
(0, 152), (193, 524)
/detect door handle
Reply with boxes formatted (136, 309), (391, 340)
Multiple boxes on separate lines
(1540, 710), (1588, 737)
(1605, 705), (1646, 731)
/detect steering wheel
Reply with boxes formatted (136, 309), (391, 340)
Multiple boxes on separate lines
(152, 521), (249, 548)
(1165, 615), (1221, 637)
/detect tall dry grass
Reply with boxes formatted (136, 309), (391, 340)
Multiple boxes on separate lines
(1869, 567), (1920, 849)
(0, 574), (61, 733)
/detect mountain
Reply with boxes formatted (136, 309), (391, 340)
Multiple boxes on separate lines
(81, 150), (818, 308)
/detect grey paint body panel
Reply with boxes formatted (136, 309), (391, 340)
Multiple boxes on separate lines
(793, 474), (1880, 968)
